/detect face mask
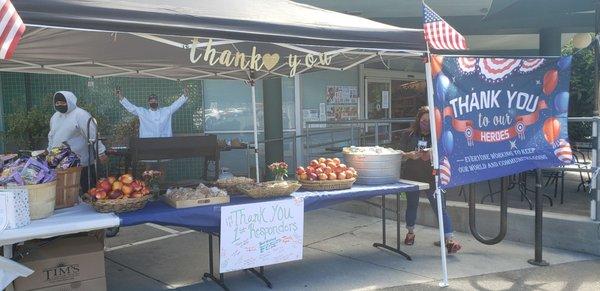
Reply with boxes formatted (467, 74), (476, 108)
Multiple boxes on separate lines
(55, 104), (68, 113)
(149, 102), (158, 110)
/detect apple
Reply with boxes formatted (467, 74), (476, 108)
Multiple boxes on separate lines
(334, 166), (344, 174)
(348, 167), (356, 173)
(332, 158), (341, 165)
(131, 192), (143, 198)
(95, 190), (107, 200)
(107, 176), (116, 184)
(325, 158), (333, 164)
(345, 170), (354, 179)
(141, 187), (150, 195)
(130, 180), (143, 192)
(328, 173), (337, 180)
(315, 168), (324, 175)
(99, 180), (112, 192)
(338, 164), (348, 171)
(122, 184), (133, 196)
(338, 172), (347, 180)
(310, 160), (319, 167)
(318, 157), (326, 164)
(308, 172), (318, 181)
(96, 178), (107, 188)
(296, 166), (306, 175)
(318, 173), (328, 180)
(112, 181), (123, 191)
(324, 166), (333, 174)
(306, 167), (315, 174)
(319, 163), (327, 170)
(298, 173), (308, 180)
(108, 190), (123, 199)
(119, 174), (134, 184)
(327, 162), (336, 169)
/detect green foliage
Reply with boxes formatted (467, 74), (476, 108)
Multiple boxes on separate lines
(562, 38), (594, 142)
(4, 94), (108, 150)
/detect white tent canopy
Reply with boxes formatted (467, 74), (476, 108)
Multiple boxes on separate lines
(1, 0), (452, 286)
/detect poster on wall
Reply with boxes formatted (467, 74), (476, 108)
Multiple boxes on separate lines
(326, 85), (359, 121)
(431, 55), (573, 189)
(220, 198), (304, 273)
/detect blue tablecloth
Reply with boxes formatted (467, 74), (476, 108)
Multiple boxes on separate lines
(117, 182), (423, 232)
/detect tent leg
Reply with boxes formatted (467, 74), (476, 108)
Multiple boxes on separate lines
(251, 84), (260, 182)
(435, 187), (449, 287)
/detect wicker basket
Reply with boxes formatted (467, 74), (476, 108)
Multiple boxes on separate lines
(299, 178), (356, 191)
(84, 194), (151, 213)
(25, 181), (57, 220)
(215, 177), (255, 195)
(55, 166), (82, 209)
(238, 181), (301, 199)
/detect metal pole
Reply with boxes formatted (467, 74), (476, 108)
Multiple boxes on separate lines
(528, 169), (549, 266)
(593, 119), (599, 221)
(425, 55), (448, 287)
(375, 122), (379, 146)
(251, 84), (260, 183)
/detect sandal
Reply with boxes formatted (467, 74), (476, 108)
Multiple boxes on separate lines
(446, 240), (462, 254)
(404, 233), (415, 245)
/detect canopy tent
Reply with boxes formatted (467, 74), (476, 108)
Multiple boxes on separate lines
(1, 0), (453, 286)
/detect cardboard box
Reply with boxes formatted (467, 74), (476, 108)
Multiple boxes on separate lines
(29, 277), (106, 291)
(14, 235), (105, 291)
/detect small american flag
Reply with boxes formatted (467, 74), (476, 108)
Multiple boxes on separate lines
(422, 3), (467, 51)
(0, 0), (25, 60)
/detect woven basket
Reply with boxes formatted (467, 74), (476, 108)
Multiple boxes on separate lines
(238, 181), (301, 199)
(299, 178), (356, 191)
(55, 167), (82, 209)
(25, 181), (57, 220)
(84, 194), (151, 213)
(215, 178), (255, 195)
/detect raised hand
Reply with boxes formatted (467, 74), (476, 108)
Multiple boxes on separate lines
(115, 86), (123, 100)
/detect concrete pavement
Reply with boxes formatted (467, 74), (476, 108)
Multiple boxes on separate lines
(105, 208), (598, 290)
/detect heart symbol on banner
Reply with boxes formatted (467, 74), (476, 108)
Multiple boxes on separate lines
(262, 53), (280, 70)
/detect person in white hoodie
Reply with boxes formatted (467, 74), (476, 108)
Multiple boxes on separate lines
(47, 91), (107, 192)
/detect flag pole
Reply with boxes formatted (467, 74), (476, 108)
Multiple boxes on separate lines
(424, 48), (450, 287)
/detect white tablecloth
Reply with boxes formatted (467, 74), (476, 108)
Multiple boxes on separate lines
(0, 204), (119, 246)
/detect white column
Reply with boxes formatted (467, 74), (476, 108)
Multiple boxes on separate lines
(251, 85), (261, 182)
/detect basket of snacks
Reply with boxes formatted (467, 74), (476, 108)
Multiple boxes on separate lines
(164, 183), (229, 208)
(238, 180), (301, 199)
(215, 177), (255, 195)
(84, 174), (151, 213)
(296, 157), (358, 191)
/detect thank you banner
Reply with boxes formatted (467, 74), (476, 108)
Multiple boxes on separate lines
(431, 55), (573, 189)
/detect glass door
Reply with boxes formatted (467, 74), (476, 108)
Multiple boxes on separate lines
(365, 78), (391, 145)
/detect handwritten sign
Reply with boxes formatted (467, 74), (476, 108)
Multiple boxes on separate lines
(189, 38), (334, 77)
(220, 198), (304, 273)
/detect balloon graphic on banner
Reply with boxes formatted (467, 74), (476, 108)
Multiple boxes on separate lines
(434, 108), (443, 139)
(436, 73), (450, 103)
(543, 117), (561, 144)
(431, 55), (444, 77)
(440, 157), (451, 186)
(542, 69), (558, 95)
(442, 130), (454, 154)
(557, 56), (572, 71)
(554, 139), (573, 164)
(554, 91), (569, 114)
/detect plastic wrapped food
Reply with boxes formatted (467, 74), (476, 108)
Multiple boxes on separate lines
(0, 157), (56, 186)
(57, 153), (81, 170)
(21, 158), (50, 185)
(46, 145), (71, 168)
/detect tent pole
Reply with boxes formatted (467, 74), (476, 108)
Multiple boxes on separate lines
(251, 84), (260, 182)
(425, 54), (449, 287)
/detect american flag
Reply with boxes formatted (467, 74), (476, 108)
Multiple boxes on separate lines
(0, 0), (25, 60)
(422, 3), (467, 51)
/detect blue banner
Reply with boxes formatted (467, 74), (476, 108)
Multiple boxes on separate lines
(431, 55), (573, 189)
